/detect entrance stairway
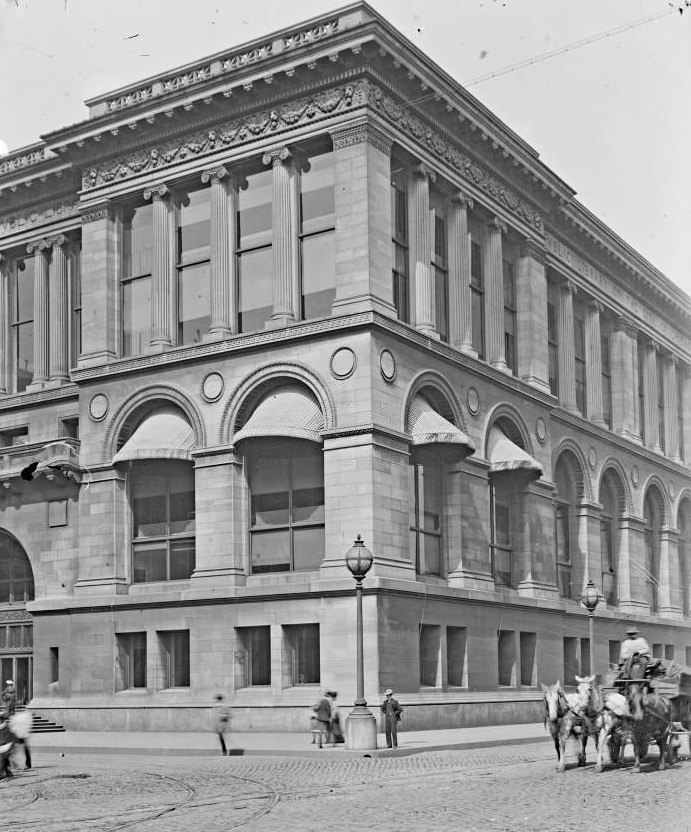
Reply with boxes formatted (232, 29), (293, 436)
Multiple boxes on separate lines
(30, 712), (66, 733)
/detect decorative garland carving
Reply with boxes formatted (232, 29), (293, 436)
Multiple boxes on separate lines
(0, 608), (32, 622)
(83, 82), (362, 190)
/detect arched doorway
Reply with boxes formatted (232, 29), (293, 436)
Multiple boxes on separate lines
(0, 531), (34, 705)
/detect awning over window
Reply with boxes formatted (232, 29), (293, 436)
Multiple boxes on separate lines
(487, 425), (542, 476)
(233, 385), (324, 445)
(407, 395), (475, 457)
(112, 409), (196, 464)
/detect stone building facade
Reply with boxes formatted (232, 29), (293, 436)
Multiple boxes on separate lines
(0, 3), (690, 731)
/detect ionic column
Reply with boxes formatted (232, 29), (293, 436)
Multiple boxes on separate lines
(447, 193), (474, 353)
(682, 367), (691, 462)
(585, 300), (606, 426)
(516, 238), (550, 392)
(263, 147), (297, 326)
(642, 340), (660, 451)
(408, 163), (436, 337)
(663, 355), (680, 461)
(26, 239), (49, 389)
(48, 235), (69, 384)
(201, 166), (236, 339)
(557, 280), (578, 413)
(143, 184), (173, 350)
(483, 218), (508, 371)
(0, 254), (7, 393)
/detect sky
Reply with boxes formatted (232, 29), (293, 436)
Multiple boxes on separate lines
(0, 0), (690, 297)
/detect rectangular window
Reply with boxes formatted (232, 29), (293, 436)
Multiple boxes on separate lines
(70, 239), (82, 366)
(503, 258), (516, 374)
(520, 632), (536, 686)
(652, 643), (663, 659)
(391, 168), (409, 322)
(117, 632), (147, 689)
(284, 624), (319, 685)
(59, 417), (79, 440)
(665, 644), (675, 661)
(498, 630), (515, 686)
(300, 150), (335, 320)
(237, 626), (271, 687)
(121, 202), (153, 356)
(159, 630), (190, 688)
(601, 327), (612, 428)
(563, 636), (579, 686)
(50, 647), (59, 684)
(447, 627), (467, 687)
(600, 517), (617, 605)
(581, 638), (591, 677)
(657, 353), (665, 452)
(0, 427), (29, 447)
(609, 640), (621, 671)
(176, 187), (211, 345)
(491, 484), (513, 588)
(470, 235), (484, 358)
(547, 300), (559, 396)
(430, 191), (448, 342)
(574, 310), (586, 414)
(410, 459), (443, 576)
(237, 169), (273, 333)
(419, 624), (441, 687)
(555, 502), (571, 598)
(11, 255), (34, 393)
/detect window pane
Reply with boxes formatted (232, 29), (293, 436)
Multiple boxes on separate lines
(16, 257), (35, 320)
(170, 631), (190, 687)
(293, 527), (325, 570)
(16, 321), (34, 393)
(133, 474), (167, 538)
(251, 530), (291, 573)
(435, 266), (448, 342)
(131, 633), (147, 688)
(238, 170), (273, 248)
(178, 262), (210, 345)
(287, 623), (320, 685)
(133, 541), (167, 583)
(122, 276), (151, 356)
(169, 475), (196, 535)
(251, 491), (290, 528)
(300, 152), (335, 234)
(238, 248), (272, 333)
(301, 231), (335, 320)
(177, 189), (210, 265)
(169, 539), (195, 580)
(471, 289), (484, 358)
(122, 203), (153, 278)
(419, 533), (441, 576)
(249, 627), (271, 686)
(293, 487), (325, 524)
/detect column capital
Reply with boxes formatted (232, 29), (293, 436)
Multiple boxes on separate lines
(48, 234), (68, 250)
(614, 315), (636, 337)
(262, 146), (292, 167)
(487, 217), (507, 235)
(410, 162), (436, 183)
(588, 298), (603, 314)
(201, 165), (229, 185)
(519, 237), (546, 263)
(560, 278), (577, 297)
(143, 183), (170, 202)
(26, 238), (50, 255)
(451, 191), (473, 210)
(330, 123), (392, 155)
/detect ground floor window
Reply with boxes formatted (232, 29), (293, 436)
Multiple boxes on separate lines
(446, 627), (467, 688)
(237, 626), (271, 687)
(498, 630), (516, 686)
(158, 630), (190, 688)
(419, 624), (441, 687)
(519, 632), (536, 686)
(117, 632), (147, 689)
(284, 624), (319, 685)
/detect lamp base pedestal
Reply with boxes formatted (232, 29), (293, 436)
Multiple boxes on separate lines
(346, 707), (377, 750)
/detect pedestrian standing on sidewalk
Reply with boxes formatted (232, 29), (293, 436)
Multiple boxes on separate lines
(212, 694), (231, 756)
(311, 690), (332, 748)
(2, 680), (16, 715)
(380, 688), (403, 748)
(327, 690), (344, 744)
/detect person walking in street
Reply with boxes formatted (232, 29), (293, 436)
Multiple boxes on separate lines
(311, 690), (332, 748)
(9, 708), (32, 770)
(380, 688), (403, 748)
(212, 694), (231, 756)
(2, 680), (16, 715)
(327, 690), (344, 744)
(0, 708), (15, 779)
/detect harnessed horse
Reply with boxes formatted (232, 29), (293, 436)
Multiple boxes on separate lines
(625, 657), (672, 771)
(542, 676), (600, 772)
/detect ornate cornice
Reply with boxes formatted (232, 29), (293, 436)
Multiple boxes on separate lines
(330, 123), (392, 155)
(0, 201), (80, 240)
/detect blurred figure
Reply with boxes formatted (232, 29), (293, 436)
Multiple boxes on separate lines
(0, 708), (15, 779)
(9, 708), (32, 770)
(212, 694), (231, 756)
(311, 690), (331, 749)
(1, 680), (16, 715)
(327, 690), (344, 744)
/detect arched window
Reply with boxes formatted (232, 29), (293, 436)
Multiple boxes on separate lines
(554, 462), (573, 599)
(600, 470), (624, 605)
(678, 499), (691, 616)
(0, 532), (34, 604)
(643, 488), (663, 612)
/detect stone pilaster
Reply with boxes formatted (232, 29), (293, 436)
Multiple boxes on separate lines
(201, 166), (236, 340)
(447, 457), (494, 590)
(585, 300), (606, 426)
(659, 526), (682, 618)
(408, 163), (436, 337)
(682, 369), (691, 462)
(516, 238), (550, 392)
(557, 280), (578, 413)
(611, 318), (640, 442)
(663, 355), (680, 462)
(330, 123), (396, 317)
(620, 514), (655, 613)
(143, 184), (173, 350)
(262, 147), (297, 326)
(447, 193), (474, 353)
(516, 479), (560, 599)
(48, 235), (69, 385)
(483, 218), (508, 371)
(26, 239), (49, 390)
(0, 254), (7, 393)
(642, 340), (661, 452)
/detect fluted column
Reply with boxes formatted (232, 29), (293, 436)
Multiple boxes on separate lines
(663, 355), (680, 461)
(642, 340), (660, 452)
(557, 280), (578, 413)
(144, 184), (173, 350)
(585, 300), (605, 426)
(26, 239), (49, 389)
(263, 147), (297, 326)
(611, 318), (640, 442)
(483, 218), (508, 370)
(201, 166), (236, 339)
(516, 238), (550, 392)
(0, 254), (7, 393)
(408, 164), (436, 337)
(48, 235), (69, 384)
(447, 193), (474, 353)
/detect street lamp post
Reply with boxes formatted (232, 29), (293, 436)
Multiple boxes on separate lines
(344, 534), (377, 750)
(581, 579), (601, 678)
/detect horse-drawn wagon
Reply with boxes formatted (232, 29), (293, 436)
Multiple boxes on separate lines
(649, 664), (691, 761)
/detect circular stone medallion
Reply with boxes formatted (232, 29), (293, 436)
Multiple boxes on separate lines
(330, 347), (356, 380)
(379, 349), (396, 383)
(201, 371), (225, 402)
(631, 465), (640, 488)
(669, 481), (676, 500)
(588, 447), (597, 469)
(466, 387), (480, 416)
(88, 393), (109, 421)
(535, 416), (547, 443)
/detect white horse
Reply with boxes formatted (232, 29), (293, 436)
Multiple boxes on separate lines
(594, 690), (632, 772)
(542, 676), (600, 772)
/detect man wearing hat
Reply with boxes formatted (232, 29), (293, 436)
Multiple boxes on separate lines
(618, 626), (651, 668)
(1, 680), (16, 716)
(380, 689), (403, 749)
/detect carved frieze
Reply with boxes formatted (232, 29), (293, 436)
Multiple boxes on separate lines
(0, 201), (80, 239)
(0, 146), (48, 177)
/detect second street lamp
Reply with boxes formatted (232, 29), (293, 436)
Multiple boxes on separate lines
(581, 579), (601, 678)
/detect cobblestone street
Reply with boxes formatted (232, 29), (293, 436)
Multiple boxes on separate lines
(3, 741), (691, 832)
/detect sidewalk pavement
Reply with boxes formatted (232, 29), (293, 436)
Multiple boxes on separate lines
(29, 722), (548, 758)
